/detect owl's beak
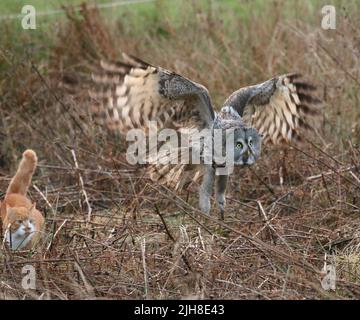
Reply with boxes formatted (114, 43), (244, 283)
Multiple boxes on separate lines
(243, 147), (256, 166)
(243, 149), (250, 164)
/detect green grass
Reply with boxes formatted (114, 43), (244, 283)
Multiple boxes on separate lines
(0, 0), (358, 51)
(0, 0), (354, 31)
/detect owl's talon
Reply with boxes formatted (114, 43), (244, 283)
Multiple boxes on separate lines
(199, 198), (211, 214)
(220, 209), (225, 221)
(217, 198), (225, 220)
(217, 197), (225, 219)
(216, 199), (225, 211)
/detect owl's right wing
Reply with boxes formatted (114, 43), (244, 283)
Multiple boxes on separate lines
(88, 53), (215, 134)
(87, 53), (215, 190)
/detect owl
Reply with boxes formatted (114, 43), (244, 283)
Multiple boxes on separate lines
(87, 53), (322, 215)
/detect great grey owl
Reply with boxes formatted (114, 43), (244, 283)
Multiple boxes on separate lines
(86, 53), (322, 215)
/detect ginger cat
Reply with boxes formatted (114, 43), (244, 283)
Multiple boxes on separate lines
(0, 150), (44, 250)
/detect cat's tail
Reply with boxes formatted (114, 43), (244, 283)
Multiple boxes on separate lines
(6, 149), (38, 197)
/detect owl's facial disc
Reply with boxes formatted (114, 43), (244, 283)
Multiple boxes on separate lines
(233, 127), (262, 166)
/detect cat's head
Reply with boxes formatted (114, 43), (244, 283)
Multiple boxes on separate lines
(5, 204), (37, 235)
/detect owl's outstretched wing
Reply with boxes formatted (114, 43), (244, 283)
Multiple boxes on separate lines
(87, 53), (215, 190)
(223, 74), (322, 144)
(88, 53), (215, 134)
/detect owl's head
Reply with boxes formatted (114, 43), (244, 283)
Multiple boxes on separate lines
(233, 127), (262, 166)
(212, 106), (262, 167)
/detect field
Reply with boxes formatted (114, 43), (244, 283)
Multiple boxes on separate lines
(0, 0), (360, 300)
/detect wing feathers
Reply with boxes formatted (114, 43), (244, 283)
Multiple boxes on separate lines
(88, 54), (214, 135)
(87, 53), (214, 189)
(226, 74), (322, 144)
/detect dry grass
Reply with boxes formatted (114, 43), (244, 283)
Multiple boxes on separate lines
(0, 1), (360, 299)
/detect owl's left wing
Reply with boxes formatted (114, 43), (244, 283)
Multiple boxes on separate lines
(223, 74), (322, 144)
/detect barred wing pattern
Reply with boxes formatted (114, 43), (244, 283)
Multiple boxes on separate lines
(224, 74), (322, 144)
(89, 53), (214, 134)
(88, 54), (215, 189)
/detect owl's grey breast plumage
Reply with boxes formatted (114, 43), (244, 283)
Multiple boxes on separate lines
(85, 53), (322, 189)
(213, 106), (243, 129)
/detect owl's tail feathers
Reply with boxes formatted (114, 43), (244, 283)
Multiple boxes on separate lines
(147, 146), (202, 191)
(148, 163), (202, 191)
(6, 149), (38, 197)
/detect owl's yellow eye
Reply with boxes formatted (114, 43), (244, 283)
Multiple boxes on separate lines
(236, 142), (243, 149)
